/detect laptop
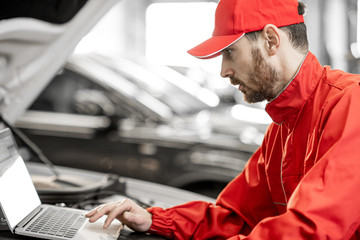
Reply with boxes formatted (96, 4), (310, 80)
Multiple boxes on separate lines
(0, 128), (122, 240)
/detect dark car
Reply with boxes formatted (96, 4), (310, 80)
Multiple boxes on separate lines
(0, 1), (216, 239)
(15, 54), (266, 197)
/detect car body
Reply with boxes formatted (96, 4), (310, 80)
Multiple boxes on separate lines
(15, 54), (264, 197)
(0, 0), (216, 225)
(1, 0), (270, 200)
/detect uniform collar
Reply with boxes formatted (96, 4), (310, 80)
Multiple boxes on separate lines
(265, 52), (325, 125)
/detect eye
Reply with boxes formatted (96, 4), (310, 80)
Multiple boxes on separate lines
(222, 49), (233, 57)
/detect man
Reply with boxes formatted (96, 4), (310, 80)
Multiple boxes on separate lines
(86, 0), (360, 239)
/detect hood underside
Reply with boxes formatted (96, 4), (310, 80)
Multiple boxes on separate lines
(0, 0), (118, 124)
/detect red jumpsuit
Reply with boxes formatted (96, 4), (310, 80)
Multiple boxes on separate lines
(147, 52), (360, 239)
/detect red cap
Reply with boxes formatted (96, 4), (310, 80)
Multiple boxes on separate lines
(188, 0), (304, 59)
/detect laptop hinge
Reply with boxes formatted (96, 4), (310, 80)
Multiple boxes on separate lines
(15, 206), (43, 232)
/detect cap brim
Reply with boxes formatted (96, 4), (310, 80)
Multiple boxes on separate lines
(187, 33), (245, 59)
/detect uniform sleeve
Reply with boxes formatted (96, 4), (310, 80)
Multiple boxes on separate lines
(147, 143), (278, 239)
(228, 86), (360, 240)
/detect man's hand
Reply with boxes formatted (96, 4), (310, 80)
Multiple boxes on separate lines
(85, 198), (152, 232)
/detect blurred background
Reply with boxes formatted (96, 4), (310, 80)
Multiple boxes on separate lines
(16, 0), (360, 198)
(74, 0), (360, 75)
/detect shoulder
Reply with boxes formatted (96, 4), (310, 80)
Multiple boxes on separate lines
(320, 67), (360, 109)
(323, 66), (360, 91)
(319, 70), (360, 131)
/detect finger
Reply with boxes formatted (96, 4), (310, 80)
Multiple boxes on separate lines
(85, 209), (96, 218)
(86, 204), (105, 219)
(89, 203), (116, 223)
(103, 199), (129, 228)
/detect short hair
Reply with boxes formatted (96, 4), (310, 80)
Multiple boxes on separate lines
(245, 1), (308, 54)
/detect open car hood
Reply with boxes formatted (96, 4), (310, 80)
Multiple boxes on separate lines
(0, 0), (118, 124)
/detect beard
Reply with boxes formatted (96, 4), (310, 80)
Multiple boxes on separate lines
(235, 47), (285, 103)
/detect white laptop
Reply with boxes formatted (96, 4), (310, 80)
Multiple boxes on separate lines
(0, 128), (122, 240)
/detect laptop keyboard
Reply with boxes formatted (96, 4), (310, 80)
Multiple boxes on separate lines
(25, 208), (86, 238)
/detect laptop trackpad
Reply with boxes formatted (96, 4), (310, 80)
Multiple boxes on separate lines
(75, 218), (122, 240)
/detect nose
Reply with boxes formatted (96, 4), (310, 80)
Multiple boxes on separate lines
(220, 57), (234, 78)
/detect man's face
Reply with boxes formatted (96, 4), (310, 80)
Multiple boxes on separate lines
(220, 36), (282, 103)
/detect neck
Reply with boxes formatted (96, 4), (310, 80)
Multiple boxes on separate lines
(282, 50), (307, 84)
(269, 50), (307, 101)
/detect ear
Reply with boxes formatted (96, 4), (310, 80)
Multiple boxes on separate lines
(262, 24), (280, 56)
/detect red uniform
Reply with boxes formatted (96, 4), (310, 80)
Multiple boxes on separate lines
(147, 52), (360, 239)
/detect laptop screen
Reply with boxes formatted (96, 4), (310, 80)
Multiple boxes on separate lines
(0, 128), (41, 231)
